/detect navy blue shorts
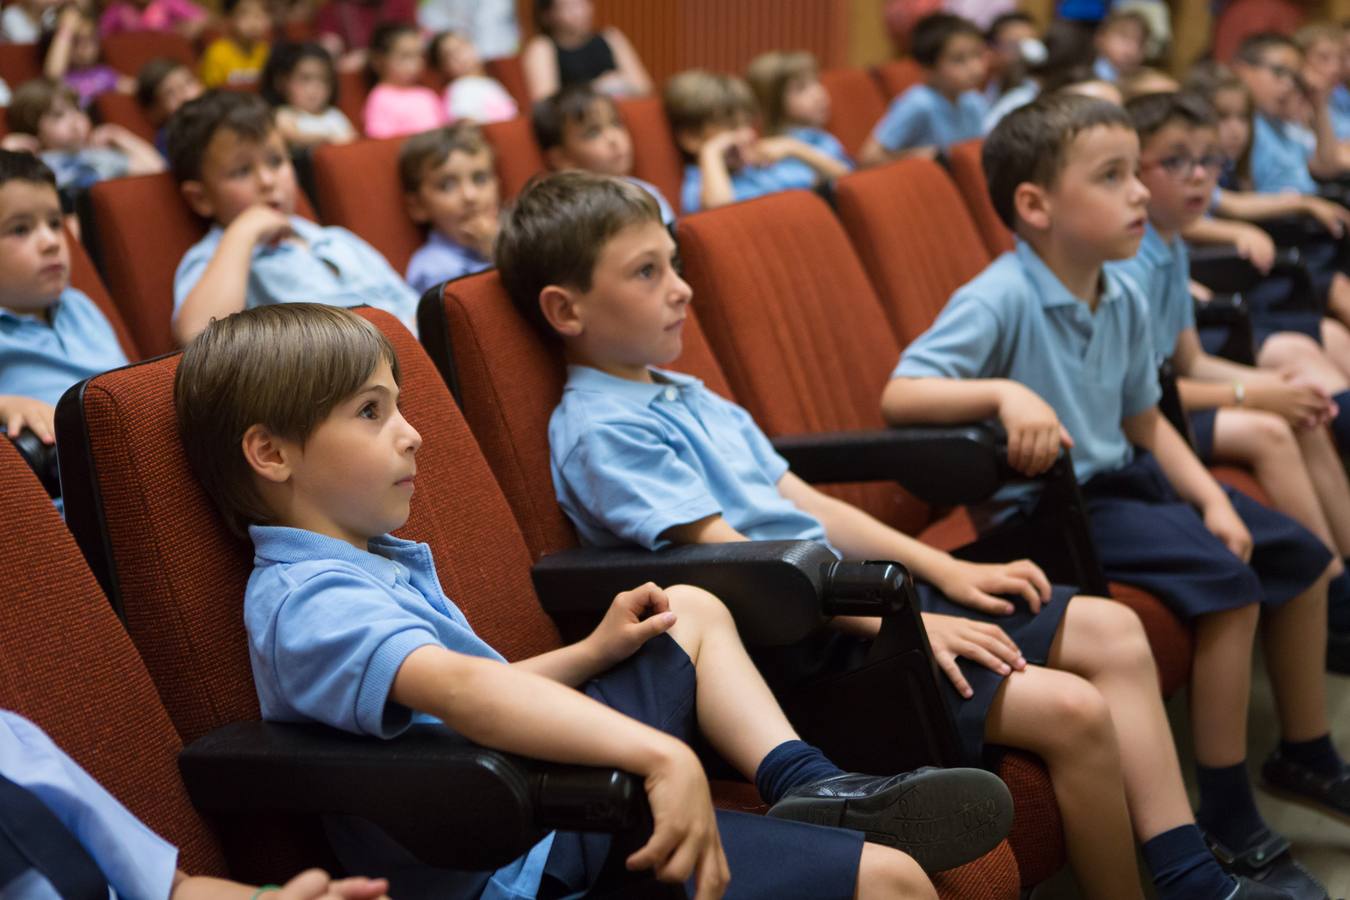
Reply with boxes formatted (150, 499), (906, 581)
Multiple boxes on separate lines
(1189, 409), (1218, 463)
(916, 580), (1074, 767)
(541, 633), (865, 900)
(1080, 451), (1330, 619)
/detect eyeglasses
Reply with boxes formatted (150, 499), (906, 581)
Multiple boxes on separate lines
(1145, 152), (1227, 180)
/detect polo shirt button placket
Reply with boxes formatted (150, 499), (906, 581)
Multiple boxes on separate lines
(663, 386), (678, 402)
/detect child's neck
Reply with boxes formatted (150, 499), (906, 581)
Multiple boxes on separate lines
(927, 76), (964, 102)
(1022, 231), (1107, 310)
(565, 346), (653, 383)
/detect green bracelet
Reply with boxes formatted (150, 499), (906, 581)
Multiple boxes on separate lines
(250, 886), (281, 899)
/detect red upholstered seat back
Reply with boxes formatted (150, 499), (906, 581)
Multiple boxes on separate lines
(675, 190), (932, 534)
(102, 31), (195, 75)
(88, 172), (316, 357)
(819, 67), (888, 159)
(0, 440), (227, 875)
(68, 224), (141, 361)
(947, 139), (1014, 257)
(835, 158), (992, 346)
(874, 57), (924, 98)
(313, 136), (422, 274)
(485, 55), (530, 109)
(336, 69), (369, 134)
(94, 91), (158, 143)
(0, 42), (41, 86)
(616, 96), (684, 216)
(436, 270), (732, 561)
(481, 116), (546, 200)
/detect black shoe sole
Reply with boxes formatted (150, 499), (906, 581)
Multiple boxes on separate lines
(765, 768), (1014, 873)
(1259, 780), (1350, 828)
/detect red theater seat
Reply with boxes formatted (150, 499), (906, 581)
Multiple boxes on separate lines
(873, 57), (924, 98)
(819, 67), (888, 160)
(617, 95), (684, 216)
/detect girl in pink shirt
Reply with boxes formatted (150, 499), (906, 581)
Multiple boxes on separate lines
(98, 0), (206, 38)
(362, 23), (448, 139)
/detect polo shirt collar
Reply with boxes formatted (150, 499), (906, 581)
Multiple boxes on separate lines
(250, 524), (418, 578)
(1135, 221), (1175, 267)
(427, 229), (488, 263)
(564, 364), (703, 406)
(1015, 238), (1124, 310)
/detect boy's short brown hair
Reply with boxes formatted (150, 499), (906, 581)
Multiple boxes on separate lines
(662, 69), (756, 138)
(531, 83), (618, 152)
(745, 50), (817, 135)
(8, 79), (79, 136)
(397, 122), (494, 194)
(174, 303), (401, 537)
(1125, 90), (1217, 145)
(983, 92), (1135, 230)
(496, 171), (662, 340)
(165, 90), (275, 183)
(910, 13), (983, 68)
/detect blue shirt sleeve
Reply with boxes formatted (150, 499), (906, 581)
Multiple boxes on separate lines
(681, 166), (703, 215)
(172, 232), (216, 321)
(723, 399), (791, 484)
(893, 290), (1003, 380)
(1118, 287), (1164, 418)
(0, 711), (179, 900)
(558, 422), (724, 550)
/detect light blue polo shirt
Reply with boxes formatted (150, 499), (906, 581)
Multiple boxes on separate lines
(0, 287), (129, 411)
(894, 239), (1162, 488)
(1332, 84), (1350, 141)
(1251, 113), (1318, 195)
(680, 157), (819, 214)
(0, 710), (178, 900)
(405, 229), (492, 296)
(245, 524), (555, 900)
(549, 365), (833, 552)
(870, 83), (987, 154)
(174, 215), (421, 336)
(1107, 222), (1193, 363)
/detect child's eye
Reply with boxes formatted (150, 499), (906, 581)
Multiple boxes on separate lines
(472, 171), (491, 185)
(637, 263), (656, 279)
(359, 401), (379, 419)
(8, 223), (29, 237)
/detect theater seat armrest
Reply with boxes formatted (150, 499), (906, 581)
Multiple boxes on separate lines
(1193, 292), (1248, 327)
(8, 429), (59, 499)
(770, 423), (1011, 506)
(1188, 245), (1303, 295)
(1257, 213), (1338, 248)
(532, 542), (912, 645)
(180, 721), (646, 871)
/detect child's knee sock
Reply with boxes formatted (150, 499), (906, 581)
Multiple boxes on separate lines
(1279, 734), (1344, 777)
(1195, 761), (1267, 850)
(1330, 565), (1350, 632)
(754, 740), (844, 805)
(1142, 824), (1237, 900)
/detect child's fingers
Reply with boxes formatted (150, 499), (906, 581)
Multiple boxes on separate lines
(959, 638), (1013, 676)
(329, 878), (390, 899)
(642, 611), (677, 639)
(1014, 559), (1053, 601)
(937, 654), (974, 699)
(999, 574), (1041, 612)
(656, 834), (700, 884)
(692, 840), (730, 900)
(1059, 424), (1075, 448)
(962, 589), (1014, 615)
(628, 824), (678, 873)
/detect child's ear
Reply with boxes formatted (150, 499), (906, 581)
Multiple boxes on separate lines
(539, 284), (584, 338)
(403, 190), (429, 224)
(180, 180), (214, 219)
(1012, 182), (1051, 233)
(241, 423), (293, 484)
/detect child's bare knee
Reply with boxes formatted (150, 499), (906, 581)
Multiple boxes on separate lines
(856, 844), (936, 900)
(1245, 410), (1297, 454)
(1045, 676), (1113, 748)
(664, 583), (733, 627)
(1076, 597), (1154, 674)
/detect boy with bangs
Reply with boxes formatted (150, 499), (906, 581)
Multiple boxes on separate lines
(859, 13), (988, 166)
(884, 93), (1345, 900)
(399, 123), (500, 295)
(1092, 9), (1149, 85)
(1110, 91), (1350, 677)
(167, 91), (419, 345)
(174, 301), (1019, 900)
(664, 70), (849, 213)
(532, 83), (675, 224)
(509, 169), (1280, 900)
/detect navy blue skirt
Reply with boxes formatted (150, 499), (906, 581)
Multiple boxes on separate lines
(541, 633), (865, 900)
(1080, 451), (1330, 619)
(1189, 409), (1218, 463)
(916, 580), (1075, 768)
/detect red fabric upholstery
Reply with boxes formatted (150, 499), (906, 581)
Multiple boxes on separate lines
(1213, 0), (1303, 62)
(0, 42), (41, 87)
(835, 158), (991, 346)
(88, 172), (316, 357)
(94, 91), (158, 144)
(336, 69), (369, 135)
(0, 440), (227, 876)
(481, 116), (546, 200)
(68, 223), (141, 361)
(485, 55), (530, 110)
(616, 96), (685, 216)
(819, 67), (888, 159)
(947, 139), (1014, 257)
(873, 57), (924, 98)
(438, 269), (732, 561)
(102, 31), (195, 75)
(312, 136), (422, 275)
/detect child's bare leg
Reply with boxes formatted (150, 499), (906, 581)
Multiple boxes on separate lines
(661, 584), (798, 777)
(1295, 426), (1350, 555)
(1262, 573), (1332, 742)
(856, 845), (937, 900)
(984, 665), (1143, 899)
(1257, 331), (1350, 394)
(1212, 409), (1345, 573)
(1190, 604), (1259, 766)
(1326, 274), (1350, 331)
(1044, 597), (1194, 840)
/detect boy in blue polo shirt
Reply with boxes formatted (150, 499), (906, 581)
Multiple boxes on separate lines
(510, 170), (1277, 900)
(168, 91), (419, 346)
(1110, 90), (1350, 674)
(859, 13), (988, 167)
(175, 301), (1015, 900)
(884, 92), (1344, 899)
(0, 150), (127, 453)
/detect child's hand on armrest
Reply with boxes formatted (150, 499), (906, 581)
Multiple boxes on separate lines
(921, 613), (1026, 700)
(583, 582), (679, 670)
(997, 381), (1074, 476)
(929, 556), (1051, 616)
(629, 741), (729, 897)
(170, 868), (389, 900)
(1301, 194), (1350, 237)
(0, 396), (55, 444)
(1230, 221), (1276, 274)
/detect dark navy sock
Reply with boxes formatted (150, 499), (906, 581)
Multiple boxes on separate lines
(1280, 734), (1344, 777)
(1332, 393), (1350, 450)
(754, 740), (844, 805)
(1331, 567), (1350, 633)
(1195, 762), (1267, 852)
(1142, 825), (1236, 900)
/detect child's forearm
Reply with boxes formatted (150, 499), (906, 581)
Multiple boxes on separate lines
(1180, 214), (1253, 246)
(785, 141), (849, 180)
(392, 646), (685, 775)
(173, 232), (257, 344)
(1122, 407), (1227, 510)
(1210, 188), (1307, 223)
(43, 28), (73, 79)
(697, 150), (735, 210)
(123, 137), (167, 175)
(1310, 101), (1345, 177)
(513, 641), (610, 686)
(1177, 376), (1244, 412)
(880, 376), (1012, 425)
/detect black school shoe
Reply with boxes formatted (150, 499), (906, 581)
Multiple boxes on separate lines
(764, 767), (1014, 874)
(1262, 751), (1350, 825)
(1203, 825), (1329, 900)
(1229, 875), (1302, 899)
